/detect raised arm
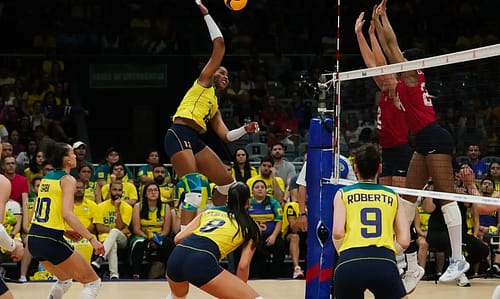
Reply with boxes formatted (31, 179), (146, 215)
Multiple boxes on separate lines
(375, 0), (405, 64)
(355, 12), (376, 69)
(196, 0), (225, 88)
(355, 12), (385, 91)
(369, 17), (399, 103)
(376, 0), (418, 85)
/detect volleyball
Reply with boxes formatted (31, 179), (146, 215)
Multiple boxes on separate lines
(225, 0), (247, 11)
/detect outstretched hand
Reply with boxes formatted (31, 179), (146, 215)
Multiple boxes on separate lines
(376, 0), (387, 16)
(197, 0), (208, 15)
(355, 12), (365, 34)
(90, 238), (105, 256)
(244, 121), (260, 133)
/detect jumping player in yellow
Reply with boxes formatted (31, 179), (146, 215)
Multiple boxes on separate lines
(163, 0), (259, 230)
(333, 143), (410, 299)
(28, 142), (105, 299)
(166, 182), (263, 299)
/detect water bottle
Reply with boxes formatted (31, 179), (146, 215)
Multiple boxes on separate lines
(38, 263), (45, 272)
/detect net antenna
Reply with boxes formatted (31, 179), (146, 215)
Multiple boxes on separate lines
(315, 0), (343, 184)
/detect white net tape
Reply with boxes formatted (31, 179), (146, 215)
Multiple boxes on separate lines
(325, 43), (500, 83)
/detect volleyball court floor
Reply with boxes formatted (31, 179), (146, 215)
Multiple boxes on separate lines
(6, 278), (500, 298)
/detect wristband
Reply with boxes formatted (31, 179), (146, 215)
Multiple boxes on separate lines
(298, 212), (307, 217)
(88, 236), (95, 242)
(226, 126), (247, 142)
(204, 14), (223, 41)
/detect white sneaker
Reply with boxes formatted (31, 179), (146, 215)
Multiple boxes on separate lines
(456, 273), (471, 287)
(18, 275), (27, 283)
(439, 257), (470, 282)
(293, 266), (304, 279)
(403, 265), (425, 294)
(110, 272), (119, 280)
(91, 256), (104, 269)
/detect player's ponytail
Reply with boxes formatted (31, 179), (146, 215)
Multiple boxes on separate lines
(227, 182), (261, 248)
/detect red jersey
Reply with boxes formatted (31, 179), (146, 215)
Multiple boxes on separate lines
(377, 91), (409, 149)
(396, 70), (436, 134)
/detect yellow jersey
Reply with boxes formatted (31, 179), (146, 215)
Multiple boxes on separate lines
(281, 201), (301, 238)
(192, 206), (244, 261)
(246, 175), (285, 198)
(139, 203), (168, 239)
(93, 199), (133, 242)
(69, 199), (97, 229)
(101, 181), (138, 203)
(31, 170), (67, 231)
(417, 205), (430, 232)
(339, 182), (398, 254)
(172, 80), (219, 133)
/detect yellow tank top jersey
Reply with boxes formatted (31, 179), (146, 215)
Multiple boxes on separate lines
(417, 205), (430, 232)
(66, 199), (97, 229)
(339, 183), (398, 253)
(31, 170), (67, 231)
(193, 206), (244, 261)
(172, 80), (219, 133)
(281, 201), (301, 238)
(140, 203), (167, 239)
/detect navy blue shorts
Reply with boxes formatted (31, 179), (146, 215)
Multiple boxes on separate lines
(381, 143), (413, 177)
(28, 224), (74, 265)
(166, 235), (223, 287)
(0, 279), (8, 296)
(334, 247), (406, 299)
(414, 122), (453, 155)
(164, 124), (207, 158)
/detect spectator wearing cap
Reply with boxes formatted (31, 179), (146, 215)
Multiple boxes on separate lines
(92, 147), (135, 203)
(70, 141), (95, 178)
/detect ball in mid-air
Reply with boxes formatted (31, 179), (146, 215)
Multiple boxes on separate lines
(225, 0), (247, 11)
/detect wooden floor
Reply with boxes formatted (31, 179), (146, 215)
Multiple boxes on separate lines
(6, 278), (500, 298)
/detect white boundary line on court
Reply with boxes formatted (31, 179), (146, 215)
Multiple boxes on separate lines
(321, 43), (500, 83)
(326, 178), (500, 206)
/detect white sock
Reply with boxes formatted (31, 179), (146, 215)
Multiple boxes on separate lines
(80, 278), (101, 299)
(47, 279), (73, 299)
(441, 202), (463, 260)
(406, 252), (418, 272)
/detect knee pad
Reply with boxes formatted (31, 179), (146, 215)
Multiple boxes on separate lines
(182, 192), (202, 210)
(215, 180), (236, 196)
(49, 278), (73, 299)
(441, 201), (462, 227)
(81, 278), (101, 299)
(179, 173), (203, 209)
